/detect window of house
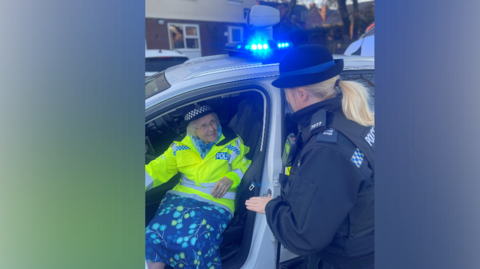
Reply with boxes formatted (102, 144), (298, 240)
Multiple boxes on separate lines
(228, 26), (243, 43)
(168, 24), (200, 50)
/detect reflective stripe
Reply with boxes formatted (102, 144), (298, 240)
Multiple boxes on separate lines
(171, 143), (177, 156)
(172, 143), (190, 156)
(180, 174), (236, 200)
(198, 182), (217, 187)
(227, 138), (241, 164)
(231, 168), (244, 179)
(145, 171), (154, 191)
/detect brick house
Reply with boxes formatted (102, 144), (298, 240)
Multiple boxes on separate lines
(146, 0), (258, 59)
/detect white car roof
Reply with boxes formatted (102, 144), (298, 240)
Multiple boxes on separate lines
(146, 53), (374, 109)
(145, 49), (188, 58)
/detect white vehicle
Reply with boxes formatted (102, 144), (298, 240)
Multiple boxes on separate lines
(344, 23), (375, 57)
(145, 6), (374, 269)
(145, 49), (189, 78)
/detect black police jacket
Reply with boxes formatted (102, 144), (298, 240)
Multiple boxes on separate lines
(265, 95), (374, 265)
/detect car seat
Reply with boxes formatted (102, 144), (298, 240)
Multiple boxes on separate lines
(220, 96), (265, 258)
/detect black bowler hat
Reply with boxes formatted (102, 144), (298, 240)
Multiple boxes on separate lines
(271, 44), (344, 88)
(183, 102), (214, 122)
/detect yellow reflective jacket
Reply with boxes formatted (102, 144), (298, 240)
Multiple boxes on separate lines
(145, 129), (251, 214)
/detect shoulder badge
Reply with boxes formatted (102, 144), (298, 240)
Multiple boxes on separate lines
(351, 148), (364, 168)
(316, 128), (338, 143)
(363, 126), (375, 147)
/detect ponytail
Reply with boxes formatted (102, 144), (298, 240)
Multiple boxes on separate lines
(338, 79), (374, 126)
(302, 75), (374, 126)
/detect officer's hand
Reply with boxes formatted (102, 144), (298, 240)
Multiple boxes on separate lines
(245, 195), (273, 214)
(211, 177), (234, 198)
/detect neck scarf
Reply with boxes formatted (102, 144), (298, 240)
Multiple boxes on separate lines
(190, 125), (222, 159)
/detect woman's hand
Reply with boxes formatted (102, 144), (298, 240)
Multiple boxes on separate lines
(245, 195), (273, 214)
(211, 177), (234, 198)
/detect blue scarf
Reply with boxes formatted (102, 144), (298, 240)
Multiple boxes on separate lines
(190, 125), (222, 159)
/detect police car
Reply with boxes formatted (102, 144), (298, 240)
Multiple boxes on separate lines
(145, 6), (374, 269)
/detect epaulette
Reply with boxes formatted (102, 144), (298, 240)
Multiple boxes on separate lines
(310, 109), (327, 132)
(316, 128), (338, 143)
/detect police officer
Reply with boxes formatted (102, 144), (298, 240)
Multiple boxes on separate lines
(245, 44), (375, 269)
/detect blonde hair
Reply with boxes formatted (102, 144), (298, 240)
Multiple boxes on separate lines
(300, 75), (374, 126)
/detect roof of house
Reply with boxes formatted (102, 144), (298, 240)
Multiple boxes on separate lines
(324, 1), (375, 26)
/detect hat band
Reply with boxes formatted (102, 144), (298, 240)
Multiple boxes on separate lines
(279, 60), (335, 78)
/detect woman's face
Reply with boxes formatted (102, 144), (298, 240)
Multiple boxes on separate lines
(194, 113), (218, 143)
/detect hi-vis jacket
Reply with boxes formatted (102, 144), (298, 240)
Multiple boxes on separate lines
(145, 127), (251, 214)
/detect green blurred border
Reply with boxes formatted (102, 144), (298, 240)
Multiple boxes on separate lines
(0, 1), (145, 268)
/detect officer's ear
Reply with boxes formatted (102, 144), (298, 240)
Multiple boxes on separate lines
(296, 87), (308, 102)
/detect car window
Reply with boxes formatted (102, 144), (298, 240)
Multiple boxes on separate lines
(145, 72), (171, 99)
(145, 57), (188, 72)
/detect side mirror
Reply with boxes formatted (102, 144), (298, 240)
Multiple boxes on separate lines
(247, 5), (280, 28)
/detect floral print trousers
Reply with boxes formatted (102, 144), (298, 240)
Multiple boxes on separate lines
(146, 193), (232, 269)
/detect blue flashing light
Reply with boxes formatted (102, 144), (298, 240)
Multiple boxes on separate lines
(237, 45), (242, 49)
(277, 44), (281, 48)
(251, 44), (257, 50)
(286, 43), (290, 47)
(257, 44), (262, 50)
(263, 44), (268, 49)
(281, 44), (285, 48)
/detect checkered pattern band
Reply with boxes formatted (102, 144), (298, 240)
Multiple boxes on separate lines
(226, 145), (240, 155)
(172, 143), (190, 156)
(184, 105), (213, 121)
(351, 148), (364, 168)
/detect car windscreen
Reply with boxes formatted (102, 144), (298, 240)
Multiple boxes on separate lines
(145, 72), (171, 99)
(145, 57), (188, 72)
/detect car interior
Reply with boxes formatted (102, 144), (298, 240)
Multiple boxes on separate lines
(145, 90), (266, 268)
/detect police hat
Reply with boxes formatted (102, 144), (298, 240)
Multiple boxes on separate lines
(183, 102), (215, 122)
(271, 44), (344, 88)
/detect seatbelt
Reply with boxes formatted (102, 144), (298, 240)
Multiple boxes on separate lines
(247, 146), (265, 197)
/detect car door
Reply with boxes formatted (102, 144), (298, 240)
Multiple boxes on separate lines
(145, 76), (286, 269)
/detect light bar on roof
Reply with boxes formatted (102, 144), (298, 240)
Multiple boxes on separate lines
(224, 39), (293, 60)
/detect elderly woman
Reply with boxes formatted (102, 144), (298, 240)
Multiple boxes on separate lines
(145, 103), (251, 269)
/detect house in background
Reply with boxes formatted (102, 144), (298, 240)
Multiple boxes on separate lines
(305, 4), (336, 29)
(146, 0), (257, 59)
(322, 2), (375, 27)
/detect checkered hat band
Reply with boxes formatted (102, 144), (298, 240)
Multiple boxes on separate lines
(184, 105), (213, 121)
